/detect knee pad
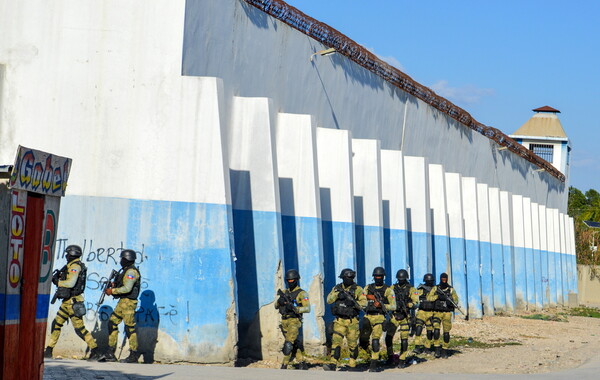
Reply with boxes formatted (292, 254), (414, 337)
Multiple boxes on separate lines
(401, 339), (408, 353)
(359, 336), (370, 351)
(385, 334), (393, 348)
(282, 341), (294, 356)
(350, 346), (359, 359)
(433, 328), (440, 340)
(372, 339), (380, 353)
(333, 346), (341, 360)
(415, 324), (423, 336)
(125, 324), (135, 338)
(108, 320), (118, 335)
(443, 332), (450, 344)
(426, 329), (433, 340)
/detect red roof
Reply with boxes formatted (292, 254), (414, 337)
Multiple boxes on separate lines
(532, 106), (560, 113)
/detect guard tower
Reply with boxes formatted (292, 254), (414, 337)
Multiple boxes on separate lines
(510, 106), (571, 180)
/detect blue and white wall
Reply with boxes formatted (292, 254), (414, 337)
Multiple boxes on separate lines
(0, 0), (578, 362)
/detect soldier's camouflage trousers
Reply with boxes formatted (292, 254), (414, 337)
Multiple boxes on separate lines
(432, 311), (453, 349)
(360, 314), (385, 360)
(108, 298), (138, 351)
(385, 315), (411, 360)
(280, 317), (304, 365)
(414, 310), (434, 348)
(331, 317), (359, 367)
(47, 297), (97, 350)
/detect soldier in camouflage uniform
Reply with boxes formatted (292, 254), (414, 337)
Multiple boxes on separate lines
(101, 249), (142, 363)
(431, 273), (459, 358)
(360, 267), (396, 372)
(45, 245), (101, 361)
(413, 273), (436, 355)
(275, 269), (311, 370)
(324, 268), (367, 371)
(385, 269), (419, 368)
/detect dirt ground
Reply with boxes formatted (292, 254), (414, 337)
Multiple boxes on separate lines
(246, 307), (600, 374)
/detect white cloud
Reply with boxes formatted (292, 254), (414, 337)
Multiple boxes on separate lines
(364, 46), (405, 72)
(430, 80), (495, 105)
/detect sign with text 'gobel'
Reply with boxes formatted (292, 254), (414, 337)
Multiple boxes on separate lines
(9, 146), (72, 197)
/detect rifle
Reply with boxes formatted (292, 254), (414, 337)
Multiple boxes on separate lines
(393, 288), (416, 335)
(97, 269), (118, 306)
(277, 289), (298, 315)
(337, 286), (362, 310)
(372, 290), (392, 318)
(435, 286), (466, 316)
(50, 268), (67, 304)
(118, 331), (127, 360)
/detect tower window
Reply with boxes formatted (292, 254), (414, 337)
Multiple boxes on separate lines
(529, 143), (553, 163)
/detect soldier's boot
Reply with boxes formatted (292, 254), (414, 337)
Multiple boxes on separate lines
(121, 350), (141, 363)
(413, 345), (424, 354)
(44, 347), (53, 359)
(369, 360), (381, 373)
(280, 364), (287, 370)
(397, 359), (408, 369)
(88, 347), (101, 361)
(434, 346), (442, 358)
(441, 348), (448, 359)
(101, 348), (117, 362)
(298, 362), (308, 370)
(323, 363), (336, 371)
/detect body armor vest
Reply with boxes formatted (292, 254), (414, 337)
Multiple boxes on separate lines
(70, 261), (87, 297)
(114, 265), (141, 300)
(331, 284), (360, 319)
(434, 285), (455, 312)
(279, 288), (303, 319)
(418, 284), (434, 311)
(365, 284), (389, 314)
(392, 283), (411, 319)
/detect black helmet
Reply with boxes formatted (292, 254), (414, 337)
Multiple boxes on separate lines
(339, 268), (356, 279)
(285, 269), (300, 280)
(396, 269), (409, 281)
(440, 273), (449, 281)
(65, 245), (82, 258)
(120, 249), (136, 262)
(372, 267), (386, 277)
(423, 273), (434, 284)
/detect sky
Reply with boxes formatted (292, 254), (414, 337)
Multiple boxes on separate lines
(284, 0), (600, 192)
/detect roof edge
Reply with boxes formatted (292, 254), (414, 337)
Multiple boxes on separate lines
(242, 0), (565, 182)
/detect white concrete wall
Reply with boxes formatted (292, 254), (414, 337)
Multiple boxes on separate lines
(477, 183), (494, 315)
(546, 207), (557, 306)
(445, 172), (467, 312)
(512, 194), (527, 310)
(404, 156), (431, 282)
(351, 138), (384, 284)
(428, 164), (450, 278)
(462, 177), (483, 318)
(489, 187), (506, 311)
(522, 197), (535, 309)
(500, 191), (516, 312)
(538, 204), (549, 308)
(531, 202), (543, 310)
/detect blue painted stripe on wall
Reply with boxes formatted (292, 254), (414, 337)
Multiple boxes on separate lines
(513, 246), (527, 309)
(409, 231), (431, 285)
(502, 244), (516, 311)
(36, 294), (51, 320)
(560, 252), (569, 304)
(357, 225), (384, 286)
(281, 215), (323, 343)
(555, 250), (564, 304)
(384, 228), (408, 282)
(124, 200), (236, 346)
(533, 249), (543, 309)
(448, 237), (467, 312)
(479, 241), (493, 314)
(465, 239), (483, 318)
(540, 250), (550, 307)
(233, 209), (283, 326)
(525, 247), (535, 308)
(322, 220), (355, 322)
(0, 294), (20, 321)
(548, 250), (557, 305)
(491, 242), (506, 310)
(571, 255), (578, 297)
(432, 234), (450, 280)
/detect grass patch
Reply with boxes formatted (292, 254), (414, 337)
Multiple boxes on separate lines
(521, 314), (567, 322)
(450, 335), (521, 349)
(565, 307), (600, 318)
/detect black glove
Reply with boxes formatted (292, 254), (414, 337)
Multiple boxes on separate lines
(52, 271), (60, 286)
(337, 290), (348, 301)
(277, 296), (287, 307)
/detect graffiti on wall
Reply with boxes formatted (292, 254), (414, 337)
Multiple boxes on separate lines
(9, 145), (72, 197)
(8, 190), (26, 290)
